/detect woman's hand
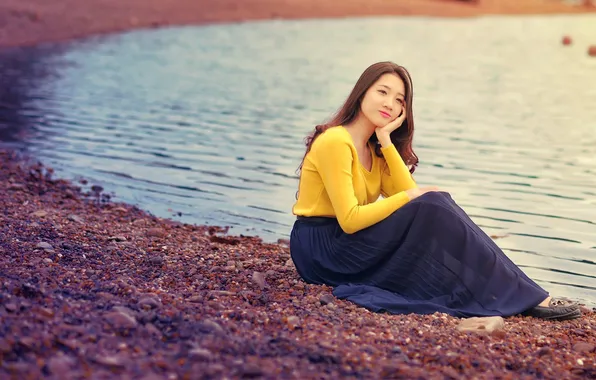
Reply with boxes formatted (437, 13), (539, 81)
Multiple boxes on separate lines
(375, 105), (406, 147)
(405, 186), (440, 201)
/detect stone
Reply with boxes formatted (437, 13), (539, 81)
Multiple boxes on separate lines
(147, 228), (166, 238)
(138, 296), (162, 310)
(199, 319), (225, 335)
(31, 210), (48, 218)
(456, 316), (504, 335)
(189, 347), (213, 361)
(320, 294), (335, 305)
(572, 342), (595, 353)
(93, 354), (127, 368)
(104, 311), (138, 329)
(9, 183), (26, 190)
(286, 315), (300, 330)
(252, 271), (267, 289)
(46, 354), (76, 374)
(36, 242), (54, 251)
(112, 306), (136, 317)
(67, 214), (84, 223)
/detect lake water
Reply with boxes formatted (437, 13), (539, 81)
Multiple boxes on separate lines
(0, 15), (595, 306)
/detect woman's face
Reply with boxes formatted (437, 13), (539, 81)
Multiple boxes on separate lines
(359, 73), (406, 128)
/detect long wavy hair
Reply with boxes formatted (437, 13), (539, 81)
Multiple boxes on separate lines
(297, 61), (419, 174)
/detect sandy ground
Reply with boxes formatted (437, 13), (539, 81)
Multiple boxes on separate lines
(1, 0), (595, 48)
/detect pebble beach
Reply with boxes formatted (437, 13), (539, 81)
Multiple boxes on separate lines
(1, 0), (596, 378)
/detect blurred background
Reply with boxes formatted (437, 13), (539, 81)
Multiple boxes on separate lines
(1, 0), (595, 305)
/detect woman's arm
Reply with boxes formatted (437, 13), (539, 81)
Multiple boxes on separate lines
(314, 134), (411, 234)
(379, 144), (417, 197)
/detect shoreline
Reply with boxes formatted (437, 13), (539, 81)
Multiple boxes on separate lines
(1, 0), (595, 49)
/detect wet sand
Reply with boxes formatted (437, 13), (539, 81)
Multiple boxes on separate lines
(1, 0), (595, 378)
(1, 0), (595, 48)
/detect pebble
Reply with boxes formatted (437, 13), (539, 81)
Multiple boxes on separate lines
(199, 319), (225, 335)
(104, 311), (138, 329)
(456, 316), (505, 334)
(286, 315), (300, 330)
(46, 354), (76, 374)
(5, 303), (18, 312)
(93, 355), (127, 368)
(31, 210), (48, 218)
(252, 271), (267, 289)
(36, 242), (54, 251)
(8, 183), (26, 191)
(138, 296), (162, 310)
(320, 294), (335, 305)
(572, 342), (595, 353)
(147, 228), (166, 238)
(189, 348), (213, 361)
(67, 214), (84, 223)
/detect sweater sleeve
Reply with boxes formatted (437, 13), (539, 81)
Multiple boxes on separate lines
(314, 135), (411, 234)
(380, 145), (417, 197)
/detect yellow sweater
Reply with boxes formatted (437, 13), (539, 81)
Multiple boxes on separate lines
(292, 126), (417, 234)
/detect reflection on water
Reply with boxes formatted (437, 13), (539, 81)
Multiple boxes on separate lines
(0, 15), (595, 306)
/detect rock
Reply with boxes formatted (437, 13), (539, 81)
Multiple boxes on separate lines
(112, 207), (128, 213)
(31, 210), (48, 218)
(589, 45), (596, 57)
(240, 363), (263, 378)
(38, 307), (55, 318)
(562, 36), (572, 45)
(144, 323), (162, 337)
(46, 354), (76, 374)
(252, 271), (267, 289)
(198, 319), (225, 335)
(67, 214), (84, 223)
(456, 316), (504, 335)
(5, 303), (18, 312)
(108, 235), (127, 242)
(104, 311), (138, 329)
(189, 347), (213, 361)
(537, 347), (551, 357)
(148, 256), (164, 266)
(43, 258), (53, 264)
(93, 354), (127, 368)
(573, 342), (595, 353)
(320, 294), (335, 305)
(112, 306), (136, 317)
(286, 315), (300, 330)
(36, 242), (54, 251)
(147, 228), (166, 238)
(138, 297), (162, 310)
(8, 183), (26, 191)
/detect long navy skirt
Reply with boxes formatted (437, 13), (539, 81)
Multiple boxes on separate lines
(290, 191), (549, 318)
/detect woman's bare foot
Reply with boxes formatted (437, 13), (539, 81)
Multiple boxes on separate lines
(538, 296), (552, 307)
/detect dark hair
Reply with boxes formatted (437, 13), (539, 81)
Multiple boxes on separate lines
(297, 61), (419, 174)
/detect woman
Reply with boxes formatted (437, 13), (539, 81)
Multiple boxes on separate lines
(290, 61), (581, 320)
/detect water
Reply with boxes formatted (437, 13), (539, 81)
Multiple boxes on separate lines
(0, 15), (595, 306)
